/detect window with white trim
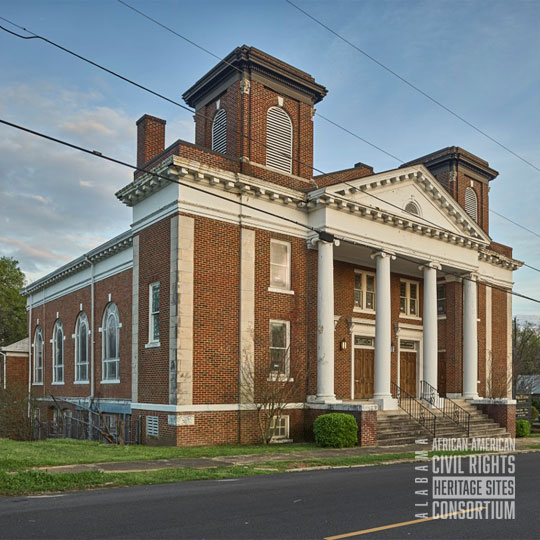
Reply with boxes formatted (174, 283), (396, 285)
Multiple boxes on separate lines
(75, 312), (89, 383)
(270, 240), (291, 290)
(266, 106), (293, 173)
(148, 282), (160, 344)
(52, 320), (64, 383)
(399, 280), (419, 317)
(354, 271), (375, 311)
(269, 320), (290, 376)
(33, 326), (43, 384)
(211, 108), (227, 154)
(146, 415), (159, 438)
(464, 187), (478, 222)
(270, 415), (290, 440)
(102, 303), (120, 381)
(437, 283), (446, 315)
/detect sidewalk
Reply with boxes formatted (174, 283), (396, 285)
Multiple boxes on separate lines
(37, 438), (540, 475)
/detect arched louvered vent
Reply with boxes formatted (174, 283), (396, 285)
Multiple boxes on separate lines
(405, 201), (420, 216)
(212, 109), (227, 154)
(266, 106), (292, 173)
(464, 187), (478, 222)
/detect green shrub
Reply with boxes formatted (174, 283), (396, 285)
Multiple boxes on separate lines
(531, 406), (539, 423)
(313, 413), (358, 448)
(516, 419), (531, 438)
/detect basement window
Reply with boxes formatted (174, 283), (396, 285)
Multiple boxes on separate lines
(146, 415), (159, 438)
(270, 415), (290, 440)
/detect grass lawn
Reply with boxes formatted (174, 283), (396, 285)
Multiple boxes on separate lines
(0, 438), (317, 472)
(0, 438), (514, 496)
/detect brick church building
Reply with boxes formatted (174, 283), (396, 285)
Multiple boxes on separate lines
(23, 46), (521, 445)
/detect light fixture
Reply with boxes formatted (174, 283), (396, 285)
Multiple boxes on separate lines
(340, 338), (347, 351)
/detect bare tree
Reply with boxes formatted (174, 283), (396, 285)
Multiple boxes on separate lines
(512, 318), (540, 396)
(240, 342), (304, 445)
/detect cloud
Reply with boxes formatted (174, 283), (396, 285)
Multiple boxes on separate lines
(0, 83), (134, 283)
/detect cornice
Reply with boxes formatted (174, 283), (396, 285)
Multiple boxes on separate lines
(22, 232), (133, 296)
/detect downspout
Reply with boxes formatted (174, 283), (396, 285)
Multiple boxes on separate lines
(85, 255), (95, 401)
(27, 295), (32, 413)
(0, 351), (6, 390)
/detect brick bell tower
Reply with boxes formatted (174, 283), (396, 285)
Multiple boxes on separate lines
(182, 45), (327, 180)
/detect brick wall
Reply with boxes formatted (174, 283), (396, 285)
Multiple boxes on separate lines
(29, 268), (132, 402)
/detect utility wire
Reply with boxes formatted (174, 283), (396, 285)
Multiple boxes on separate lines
(285, 0), (540, 175)
(1, 117), (538, 305)
(116, 0), (405, 164)
(0, 18), (463, 236)
(1, 15), (537, 268)
(114, 1), (540, 248)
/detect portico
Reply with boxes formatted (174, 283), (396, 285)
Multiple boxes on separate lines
(311, 237), (482, 410)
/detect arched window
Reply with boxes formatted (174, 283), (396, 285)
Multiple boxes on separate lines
(211, 109), (227, 154)
(465, 187), (478, 222)
(33, 326), (43, 384)
(52, 320), (64, 384)
(266, 106), (293, 173)
(404, 201), (420, 216)
(75, 312), (89, 383)
(102, 303), (120, 382)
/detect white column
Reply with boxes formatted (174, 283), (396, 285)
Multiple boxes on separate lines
(422, 263), (440, 391)
(463, 274), (479, 399)
(371, 251), (397, 410)
(315, 239), (338, 403)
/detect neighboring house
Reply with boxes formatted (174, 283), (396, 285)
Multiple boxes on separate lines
(0, 338), (29, 391)
(22, 46), (521, 445)
(516, 375), (540, 396)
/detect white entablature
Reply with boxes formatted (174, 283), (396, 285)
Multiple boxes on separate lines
(313, 165), (491, 244)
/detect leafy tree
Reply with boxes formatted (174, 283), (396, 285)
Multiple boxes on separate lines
(0, 257), (26, 347)
(512, 318), (540, 396)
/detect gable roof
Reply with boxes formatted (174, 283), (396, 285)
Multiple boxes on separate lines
(315, 164), (492, 244)
(1, 337), (29, 354)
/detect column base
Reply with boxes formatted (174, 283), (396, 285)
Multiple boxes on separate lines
(445, 393), (462, 399)
(373, 395), (398, 411)
(463, 393), (479, 400)
(307, 395), (342, 405)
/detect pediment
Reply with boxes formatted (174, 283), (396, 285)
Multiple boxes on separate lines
(323, 165), (490, 243)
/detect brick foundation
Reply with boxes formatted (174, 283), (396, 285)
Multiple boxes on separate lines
(472, 399), (516, 437)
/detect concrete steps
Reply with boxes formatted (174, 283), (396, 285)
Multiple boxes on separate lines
(376, 399), (511, 447)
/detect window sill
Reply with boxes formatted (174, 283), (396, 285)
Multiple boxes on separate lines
(51, 382), (64, 386)
(268, 287), (295, 295)
(32, 382), (43, 386)
(267, 375), (293, 382)
(145, 342), (161, 349)
(74, 381), (89, 385)
(353, 307), (375, 314)
(100, 379), (120, 384)
(437, 315), (447, 320)
(399, 313), (422, 321)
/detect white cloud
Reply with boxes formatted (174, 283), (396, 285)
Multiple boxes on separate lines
(0, 83), (134, 283)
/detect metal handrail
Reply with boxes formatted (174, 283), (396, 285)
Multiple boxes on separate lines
(420, 380), (471, 437)
(391, 381), (437, 437)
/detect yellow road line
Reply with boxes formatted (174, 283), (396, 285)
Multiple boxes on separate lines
(324, 506), (486, 539)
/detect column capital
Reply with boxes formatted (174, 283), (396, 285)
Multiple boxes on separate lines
(464, 272), (479, 282)
(419, 261), (441, 271)
(309, 235), (340, 248)
(370, 250), (396, 261)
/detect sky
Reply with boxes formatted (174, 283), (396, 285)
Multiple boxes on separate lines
(0, 0), (539, 319)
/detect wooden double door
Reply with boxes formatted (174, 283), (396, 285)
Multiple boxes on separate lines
(354, 349), (374, 399)
(400, 351), (417, 396)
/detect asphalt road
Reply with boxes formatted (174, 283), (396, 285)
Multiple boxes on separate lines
(0, 453), (538, 540)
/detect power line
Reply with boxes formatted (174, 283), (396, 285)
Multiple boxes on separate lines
(285, 0), (540, 176)
(0, 18), (459, 235)
(489, 208), (540, 239)
(1, 15), (537, 270)
(1, 117), (538, 305)
(114, 2), (540, 252)
(116, 0), (404, 164)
